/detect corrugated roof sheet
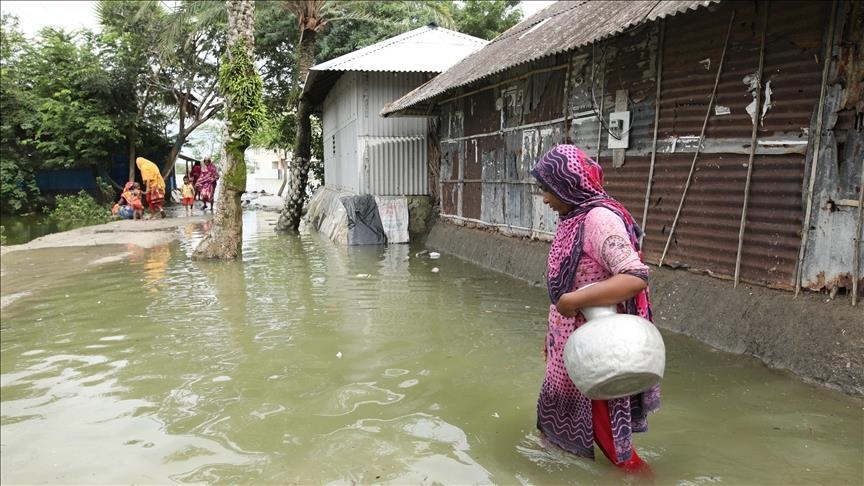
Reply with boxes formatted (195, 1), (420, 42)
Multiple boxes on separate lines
(381, 0), (719, 117)
(303, 24), (487, 105)
(311, 24), (488, 74)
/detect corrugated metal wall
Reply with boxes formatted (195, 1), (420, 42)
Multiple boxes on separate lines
(646, 0), (826, 288)
(324, 72), (431, 196)
(357, 72), (429, 137)
(437, 0), (837, 290)
(323, 72), (360, 193)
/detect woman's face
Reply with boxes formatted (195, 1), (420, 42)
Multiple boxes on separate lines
(541, 188), (574, 215)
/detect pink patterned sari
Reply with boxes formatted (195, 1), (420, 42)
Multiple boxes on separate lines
(531, 144), (660, 462)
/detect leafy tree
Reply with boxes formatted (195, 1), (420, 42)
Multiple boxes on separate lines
(17, 29), (124, 169)
(0, 14), (40, 213)
(96, 0), (173, 183)
(452, 0), (521, 40)
(99, 0), (227, 181)
(1, 21), (130, 213)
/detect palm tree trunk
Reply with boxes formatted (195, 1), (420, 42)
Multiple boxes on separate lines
(276, 24), (317, 232)
(193, 0), (258, 260)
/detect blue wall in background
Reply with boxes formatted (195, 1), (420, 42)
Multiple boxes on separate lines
(35, 153), (173, 193)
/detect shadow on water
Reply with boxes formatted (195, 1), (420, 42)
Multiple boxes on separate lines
(1, 211), (862, 484)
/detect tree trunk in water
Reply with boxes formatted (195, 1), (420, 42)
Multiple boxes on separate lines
(276, 23), (317, 232)
(192, 0), (258, 261)
(276, 96), (313, 231)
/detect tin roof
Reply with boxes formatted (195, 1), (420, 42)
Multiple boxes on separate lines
(303, 24), (487, 105)
(381, 0), (718, 117)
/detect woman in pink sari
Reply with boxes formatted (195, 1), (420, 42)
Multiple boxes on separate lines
(195, 157), (219, 211)
(531, 144), (659, 473)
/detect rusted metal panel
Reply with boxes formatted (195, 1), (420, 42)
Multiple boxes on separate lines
(644, 1), (827, 287)
(429, 0), (838, 292)
(463, 90), (500, 136)
(612, 153), (804, 287)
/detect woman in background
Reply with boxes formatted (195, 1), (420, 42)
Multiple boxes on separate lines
(531, 144), (659, 474)
(195, 157), (219, 211)
(135, 157), (166, 218)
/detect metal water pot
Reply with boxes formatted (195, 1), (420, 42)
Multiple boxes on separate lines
(563, 305), (665, 400)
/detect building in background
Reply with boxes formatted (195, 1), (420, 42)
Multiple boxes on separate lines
(384, 0), (863, 297)
(302, 23), (487, 244)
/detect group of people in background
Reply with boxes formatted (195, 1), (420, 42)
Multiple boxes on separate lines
(112, 156), (219, 220)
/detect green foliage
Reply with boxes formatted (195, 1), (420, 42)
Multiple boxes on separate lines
(46, 191), (111, 231)
(0, 225), (6, 245)
(452, 0), (521, 40)
(1, 14), (41, 213)
(219, 43), (266, 146)
(94, 176), (115, 202)
(0, 158), (40, 214)
(19, 29), (124, 168)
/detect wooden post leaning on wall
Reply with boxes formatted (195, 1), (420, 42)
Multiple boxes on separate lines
(853, 159), (864, 306)
(660, 11), (735, 267)
(734, 1), (769, 288)
(641, 20), (664, 248)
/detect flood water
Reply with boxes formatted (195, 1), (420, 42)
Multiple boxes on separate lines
(1, 211), (862, 485)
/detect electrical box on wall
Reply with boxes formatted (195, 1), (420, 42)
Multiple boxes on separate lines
(608, 111), (631, 149)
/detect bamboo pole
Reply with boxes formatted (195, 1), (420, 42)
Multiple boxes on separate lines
(734, 3), (769, 287)
(659, 12), (735, 267)
(794, 0), (838, 296)
(853, 160), (864, 306)
(640, 19), (664, 248)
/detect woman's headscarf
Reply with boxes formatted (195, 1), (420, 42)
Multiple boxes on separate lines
(530, 145), (642, 306)
(136, 157), (165, 191)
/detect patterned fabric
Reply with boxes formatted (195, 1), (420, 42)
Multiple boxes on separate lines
(195, 162), (219, 203)
(531, 145), (660, 462)
(530, 145), (641, 304)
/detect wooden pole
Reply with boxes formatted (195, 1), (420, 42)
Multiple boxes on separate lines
(734, 3), (769, 287)
(853, 160), (864, 306)
(641, 19), (664, 248)
(794, 0), (838, 296)
(659, 12), (735, 266)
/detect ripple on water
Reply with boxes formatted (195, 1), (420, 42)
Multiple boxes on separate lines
(316, 382), (405, 417)
(292, 413), (494, 485)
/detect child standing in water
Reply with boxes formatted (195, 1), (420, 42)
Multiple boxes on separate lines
(181, 176), (196, 216)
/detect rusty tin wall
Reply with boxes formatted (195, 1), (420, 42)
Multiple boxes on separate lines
(438, 0), (833, 290)
(645, 0), (827, 288)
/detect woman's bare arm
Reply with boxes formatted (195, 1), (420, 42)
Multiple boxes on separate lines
(555, 274), (647, 317)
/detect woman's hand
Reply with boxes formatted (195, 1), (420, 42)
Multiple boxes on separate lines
(556, 292), (581, 317)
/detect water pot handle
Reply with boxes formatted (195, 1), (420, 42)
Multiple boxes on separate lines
(575, 282), (618, 321)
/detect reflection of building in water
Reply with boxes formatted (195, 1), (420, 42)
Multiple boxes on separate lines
(144, 245), (171, 293)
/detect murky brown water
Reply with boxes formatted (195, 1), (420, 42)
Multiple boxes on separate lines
(1, 212), (862, 485)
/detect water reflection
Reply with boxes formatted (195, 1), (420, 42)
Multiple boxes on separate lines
(0, 212), (862, 484)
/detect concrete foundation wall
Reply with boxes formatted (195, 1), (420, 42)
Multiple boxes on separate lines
(425, 221), (864, 395)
